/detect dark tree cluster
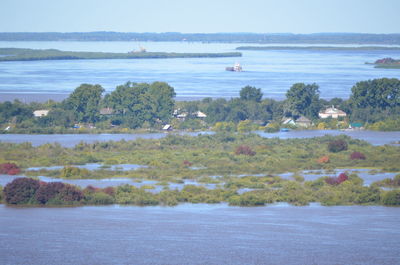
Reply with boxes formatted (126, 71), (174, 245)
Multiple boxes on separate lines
(3, 178), (83, 205)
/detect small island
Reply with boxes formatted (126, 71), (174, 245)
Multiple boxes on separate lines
(366, 57), (400, 69)
(0, 48), (242, 62)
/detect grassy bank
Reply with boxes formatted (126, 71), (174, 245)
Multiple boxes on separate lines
(0, 48), (242, 61)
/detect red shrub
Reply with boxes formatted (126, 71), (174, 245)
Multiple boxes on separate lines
(317, 155), (330, 164)
(183, 160), (193, 167)
(102, 187), (115, 196)
(350, 151), (366, 160)
(235, 145), (256, 156)
(0, 163), (21, 175)
(325, 173), (349, 185)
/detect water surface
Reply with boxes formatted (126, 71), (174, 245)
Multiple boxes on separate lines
(1, 41), (399, 101)
(0, 203), (399, 265)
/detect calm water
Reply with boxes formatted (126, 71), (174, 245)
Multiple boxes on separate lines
(0, 41), (400, 101)
(0, 130), (399, 147)
(0, 203), (399, 265)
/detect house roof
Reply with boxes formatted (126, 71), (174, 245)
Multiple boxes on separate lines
(296, 116), (311, 123)
(33, 110), (49, 117)
(162, 124), (172, 130)
(319, 106), (346, 115)
(195, 111), (207, 118)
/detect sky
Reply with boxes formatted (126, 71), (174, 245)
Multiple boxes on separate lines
(0, 0), (399, 34)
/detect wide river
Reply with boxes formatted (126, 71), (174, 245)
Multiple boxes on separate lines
(1, 203), (399, 265)
(0, 41), (400, 101)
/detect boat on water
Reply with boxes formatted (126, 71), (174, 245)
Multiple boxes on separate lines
(226, 62), (242, 72)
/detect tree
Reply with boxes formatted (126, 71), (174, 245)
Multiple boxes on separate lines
(240, 86), (263, 102)
(148, 81), (176, 122)
(64, 84), (104, 123)
(349, 78), (400, 122)
(285, 83), (321, 119)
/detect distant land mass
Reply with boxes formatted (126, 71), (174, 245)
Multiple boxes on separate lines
(1, 32), (400, 44)
(0, 48), (241, 62)
(236, 46), (400, 51)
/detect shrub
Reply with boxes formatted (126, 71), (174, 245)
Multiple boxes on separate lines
(350, 151), (366, 160)
(0, 163), (21, 175)
(4, 178), (40, 204)
(183, 160), (193, 167)
(328, 139), (348, 153)
(381, 190), (400, 206)
(57, 184), (83, 202)
(59, 166), (90, 179)
(35, 182), (65, 204)
(317, 155), (330, 163)
(235, 145), (256, 156)
(85, 192), (114, 205)
(325, 173), (349, 185)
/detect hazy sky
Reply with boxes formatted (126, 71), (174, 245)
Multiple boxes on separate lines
(1, 0), (399, 33)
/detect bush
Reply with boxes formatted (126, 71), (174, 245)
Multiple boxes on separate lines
(57, 184), (84, 202)
(328, 140), (348, 153)
(85, 192), (114, 205)
(4, 178), (40, 204)
(317, 155), (330, 163)
(350, 151), (366, 160)
(325, 173), (349, 185)
(381, 190), (400, 206)
(235, 145), (256, 156)
(35, 182), (65, 204)
(0, 163), (21, 175)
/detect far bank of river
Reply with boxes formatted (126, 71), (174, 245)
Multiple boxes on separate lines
(0, 130), (399, 147)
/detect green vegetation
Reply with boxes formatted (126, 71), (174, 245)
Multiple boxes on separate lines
(0, 133), (399, 207)
(0, 48), (241, 62)
(1, 78), (399, 133)
(366, 57), (400, 69)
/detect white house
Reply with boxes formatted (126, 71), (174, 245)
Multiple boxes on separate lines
(319, 106), (347, 119)
(33, 110), (49, 117)
(195, 111), (207, 118)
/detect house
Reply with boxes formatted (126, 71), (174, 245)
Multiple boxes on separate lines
(195, 111), (207, 118)
(282, 117), (296, 126)
(33, 110), (49, 117)
(162, 124), (172, 131)
(99, 107), (114, 115)
(295, 116), (312, 127)
(319, 106), (347, 119)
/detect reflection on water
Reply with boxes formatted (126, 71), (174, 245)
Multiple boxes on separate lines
(0, 203), (399, 265)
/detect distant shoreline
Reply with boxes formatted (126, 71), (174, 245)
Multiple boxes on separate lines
(236, 46), (400, 51)
(1, 32), (400, 44)
(0, 48), (241, 62)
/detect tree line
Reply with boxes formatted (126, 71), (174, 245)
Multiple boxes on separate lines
(0, 78), (399, 133)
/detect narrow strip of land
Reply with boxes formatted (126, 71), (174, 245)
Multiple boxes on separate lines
(236, 46), (400, 51)
(0, 48), (241, 61)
